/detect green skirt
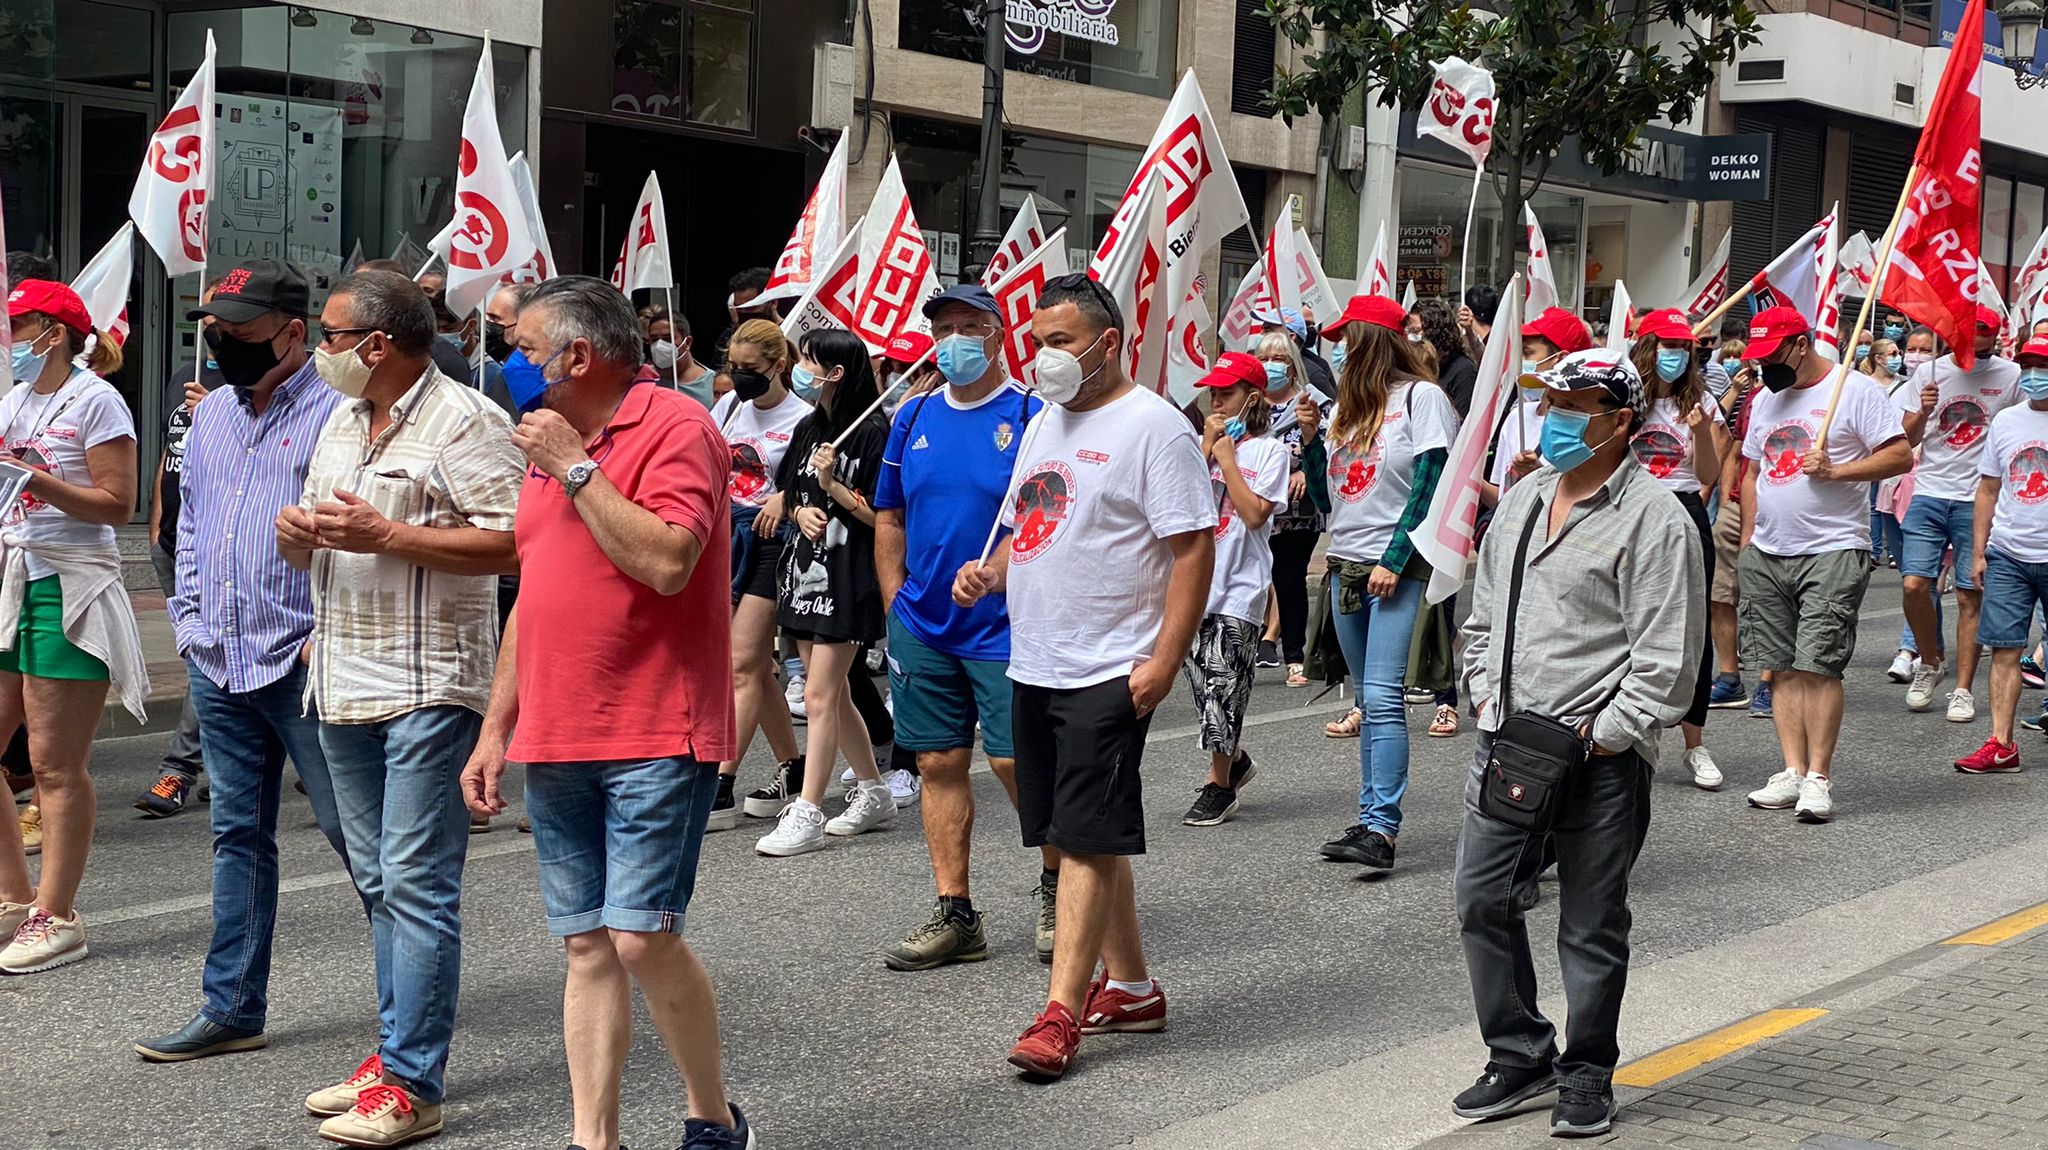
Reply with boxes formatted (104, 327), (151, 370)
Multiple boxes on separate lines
(0, 575), (110, 681)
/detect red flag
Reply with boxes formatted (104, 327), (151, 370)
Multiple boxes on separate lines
(1881, 0), (1985, 368)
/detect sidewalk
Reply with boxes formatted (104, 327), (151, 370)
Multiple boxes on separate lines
(1425, 905), (2048, 1149)
(101, 589), (186, 739)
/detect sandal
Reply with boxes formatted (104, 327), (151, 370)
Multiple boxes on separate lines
(1428, 704), (1459, 738)
(1324, 707), (1362, 739)
(1285, 663), (1308, 688)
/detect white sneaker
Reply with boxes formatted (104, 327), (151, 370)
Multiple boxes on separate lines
(1685, 746), (1724, 791)
(884, 767), (922, 808)
(0, 901), (29, 943)
(0, 906), (87, 974)
(839, 765), (856, 784)
(826, 781), (896, 836)
(1795, 774), (1834, 823)
(1886, 650), (1917, 683)
(785, 675), (808, 720)
(1906, 663), (1943, 711)
(1947, 688), (1977, 723)
(1747, 769), (1801, 810)
(755, 800), (827, 857)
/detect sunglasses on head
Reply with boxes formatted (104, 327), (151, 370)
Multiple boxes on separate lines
(1044, 272), (1120, 321)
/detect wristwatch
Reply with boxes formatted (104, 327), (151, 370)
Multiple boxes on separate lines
(562, 460), (600, 499)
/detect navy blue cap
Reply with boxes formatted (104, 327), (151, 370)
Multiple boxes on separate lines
(922, 284), (1001, 319)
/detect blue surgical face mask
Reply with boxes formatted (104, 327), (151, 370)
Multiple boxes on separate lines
(1540, 406), (1619, 473)
(1262, 360), (1289, 390)
(935, 333), (991, 385)
(1223, 416), (1247, 440)
(501, 347), (562, 413)
(1886, 354), (1904, 375)
(1884, 324), (1906, 341)
(2022, 367), (2048, 400)
(789, 363), (822, 401)
(1655, 349), (1690, 384)
(10, 336), (50, 384)
(1327, 342), (1346, 370)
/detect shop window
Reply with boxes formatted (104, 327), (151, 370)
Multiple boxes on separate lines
(899, 0), (1177, 99)
(1398, 163), (1583, 311)
(612, 0), (755, 132)
(55, 0), (153, 91)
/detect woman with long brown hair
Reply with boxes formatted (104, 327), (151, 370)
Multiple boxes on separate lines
(1301, 295), (1460, 873)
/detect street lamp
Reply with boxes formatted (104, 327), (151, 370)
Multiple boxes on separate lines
(965, 0), (1007, 283)
(1998, 0), (2048, 89)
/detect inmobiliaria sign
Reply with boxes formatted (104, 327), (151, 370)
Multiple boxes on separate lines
(1005, 0), (1119, 54)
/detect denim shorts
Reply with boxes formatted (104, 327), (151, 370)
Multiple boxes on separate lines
(1901, 495), (1977, 589)
(522, 755), (718, 937)
(1977, 547), (2048, 648)
(885, 614), (1015, 758)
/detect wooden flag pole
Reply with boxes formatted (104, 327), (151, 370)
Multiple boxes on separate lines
(1818, 166), (1918, 448)
(827, 344), (937, 450)
(1690, 273), (1766, 339)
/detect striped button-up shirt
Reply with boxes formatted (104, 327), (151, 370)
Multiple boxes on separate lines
(304, 366), (522, 722)
(172, 359), (344, 694)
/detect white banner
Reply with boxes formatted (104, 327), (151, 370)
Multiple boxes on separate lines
(1605, 278), (1634, 353)
(982, 199), (1048, 288)
(761, 130), (849, 304)
(505, 152), (555, 284)
(129, 30), (216, 277)
(1681, 229), (1731, 317)
(1525, 205), (1559, 315)
(1293, 227), (1340, 327)
(1364, 221), (1393, 297)
(2011, 224), (2048, 327)
(851, 156), (942, 353)
(443, 39), (536, 317)
(1813, 204), (1845, 362)
(1094, 168), (1172, 396)
(613, 171), (672, 293)
(72, 223), (136, 346)
(1746, 213), (1830, 327)
(1262, 201), (1303, 317)
(1417, 56), (1496, 168)
(1166, 289), (1214, 406)
(1413, 275), (1524, 604)
(779, 220), (865, 344)
(987, 228), (1071, 382)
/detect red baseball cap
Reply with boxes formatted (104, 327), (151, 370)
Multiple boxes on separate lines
(2016, 335), (2048, 364)
(1743, 305), (1812, 360)
(1198, 351), (1266, 390)
(6, 279), (92, 334)
(1520, 307), (1593, 354)
(1633, 308), (1696, 342)
(1327, 294), (1406, 336)
(883, 331), (933, 365)
(1976, 304), (2006, 332)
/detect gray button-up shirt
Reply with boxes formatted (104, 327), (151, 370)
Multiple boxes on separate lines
(1460, 454), (1705, 764)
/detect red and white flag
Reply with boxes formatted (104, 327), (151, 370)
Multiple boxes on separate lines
(129, 30), (216, 277)
(761, 130), (849, 305)
(1400, 279), (1418, 313)
(780, 220), (866, 344)
(1812, 205), (1846, 362)
(1220, 268), (1266, 348)
(1417, 56), (1496, 168)
(1605, 279), (1634, 353)
(1363, 221), (1393, 297)
(1294, 228), (1340, 327)
(1524, 205), (1559, 315)
(1261, 207), (1303, 318)
(1882, 0), (1986, 368)
(1837, 231), (1876, 299)
(2009, 224), (2048, 326)
(1166, 289), (1215, 405)
(504, 152), (555, 284)
(1093, 168), (1172, 396)
(442, 39), (537, 317)
(851, 155), (942, 353)
(1745, 213), (1830, 323)
(982, 198), (1047, 287)
(1413, 276), (1524, 604)
(72, 223), (135, 347)
(1682, 229), (1731, 317)
(986, 228), (1071, 382)
(609, 172), (672, 293)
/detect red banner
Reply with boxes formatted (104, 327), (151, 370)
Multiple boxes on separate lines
(1881, 0), (1985, 368)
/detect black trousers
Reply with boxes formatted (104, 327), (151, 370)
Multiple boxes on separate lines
(1271, 528), (1321, 663)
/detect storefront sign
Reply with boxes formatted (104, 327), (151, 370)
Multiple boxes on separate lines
(898, 0), (1174, 97)
(1006, 0), (1119, 55)
(1399, 224), (1454, 261)
(1398, 114), (1773, 202)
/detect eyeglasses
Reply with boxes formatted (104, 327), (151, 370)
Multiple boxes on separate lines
(931, 322), (997, 339)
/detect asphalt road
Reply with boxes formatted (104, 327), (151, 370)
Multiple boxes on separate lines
(6, 577), (2048, 1150)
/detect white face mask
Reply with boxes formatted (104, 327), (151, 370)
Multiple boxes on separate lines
(314, 341), (375, 399)
(1406, 331), (1425, 344)
(1029, 330), (1109, 407)
(651, 339), (678, 370)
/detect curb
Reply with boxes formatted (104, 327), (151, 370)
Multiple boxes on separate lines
(98, 687), (187, 740)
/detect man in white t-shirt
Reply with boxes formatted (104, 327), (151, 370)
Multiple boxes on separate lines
(954, 273), (1215, 1082)
(1959, 336), (2048, 773)
(1896, 305), (2020, 719)
(1736, 307), (1912, 823)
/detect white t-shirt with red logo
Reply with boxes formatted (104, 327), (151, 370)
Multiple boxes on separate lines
(1003, 386), (1216, 689)
(1979, 401), (2048, 562)
(1207, 434), (1291, 623)
(0, 366), (136, 580)
(1898, 354), (2020, 501)
(1630, 397), (1717, 494)
(1742, 371), (1905, 557)
(1324, 379), (1460, 564)
(711, 390), (811, 508)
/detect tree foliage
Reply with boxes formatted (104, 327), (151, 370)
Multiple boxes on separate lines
(1262, 0), (1761, 287)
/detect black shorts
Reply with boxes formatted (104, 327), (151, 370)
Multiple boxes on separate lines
(1013, 677), (1152, 856)
(735, 533), (785, 603)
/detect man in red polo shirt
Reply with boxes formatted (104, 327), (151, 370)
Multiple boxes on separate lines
(460, 277), (751, 1150)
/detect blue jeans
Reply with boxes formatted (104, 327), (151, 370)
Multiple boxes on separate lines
(320, 706), (480, 1105)
(1328, 575), (1424, 835)
(524, 756), (719, 937)
(187, 660), (359, 1031)
(1902, 495), (1977, 589)
(1977, 548), (2048, 649)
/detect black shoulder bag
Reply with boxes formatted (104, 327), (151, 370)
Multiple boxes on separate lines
(1479, 498), (1590, 833)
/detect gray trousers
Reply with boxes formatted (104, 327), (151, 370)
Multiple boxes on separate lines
(1454, 734), (1650, 1092)
(150, 543), (205, 780)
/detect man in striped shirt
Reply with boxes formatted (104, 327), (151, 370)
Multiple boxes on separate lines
(272, 271), (523, 1146)
(139, 259), (359, 1066)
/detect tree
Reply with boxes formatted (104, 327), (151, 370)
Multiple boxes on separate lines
(1264, 0), (1760, 293)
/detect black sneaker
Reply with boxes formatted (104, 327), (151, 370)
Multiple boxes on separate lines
(1227, 752), (1257, 791)
(134, 1013), (268, 1062)
(134, 771), (193, 818)
(1255, 639), (1281, 668)
(706, 774), (738, 833)
(1320, 825), (1394, 868)
(1450, 1061), (1557, 1119)
(681, 1102), (753, 1149)
(1551, 1085), (1614, 1136)
(1182, 783), (1239, 826)
(743, 757), (802, 818)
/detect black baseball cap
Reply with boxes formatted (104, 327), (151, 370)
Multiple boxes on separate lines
(922, 284), (1001, 319)
(187, 259), (312, 323)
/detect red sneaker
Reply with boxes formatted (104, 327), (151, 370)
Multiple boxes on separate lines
(1081, 972), (1168, 1034)
(1956, 737), (2021, 774)
(1007, 1002), (1081, 1080)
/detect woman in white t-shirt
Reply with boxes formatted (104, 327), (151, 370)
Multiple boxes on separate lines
(710, 319), (812, 831)
(1629, 308), (1730, 791)
(1301, 295), (1460, 873)
(0, 281), (141, 975)
(1180, 353), (1292, 827)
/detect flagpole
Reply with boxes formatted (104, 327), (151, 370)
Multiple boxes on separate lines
(192, 272), (204, 399)
(1691, 273), (1767, 338)
(663, 284), (680, 389)
(827, 345), (937, 450)
(1459, 165), (1483, 303)
(1819, 166), (1918, 447)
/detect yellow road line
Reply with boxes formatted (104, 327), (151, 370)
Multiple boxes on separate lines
(1943, 901), (2048, 946)
(1613, 1009), (1829, 1088)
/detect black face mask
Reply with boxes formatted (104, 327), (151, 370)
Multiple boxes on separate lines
(483, 321), (512, 362)
(1760, 361), (1799, 393)
(730, 369), (771, 402)
(204, 324), (288, 389)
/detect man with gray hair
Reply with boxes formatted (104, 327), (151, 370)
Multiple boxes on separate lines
(273, 269), (524, 1147)
(460, 276), (751, 1149)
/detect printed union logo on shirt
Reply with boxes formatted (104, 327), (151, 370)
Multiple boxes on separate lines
(2009, 442), (2048, 505)
(1631, 423), (1686, 481)
(1761, 421), (1815, 487)
(1330, 447), (1378, 504)
(1011, 460), (1075, 563)
(1936, 396), (1990, 451)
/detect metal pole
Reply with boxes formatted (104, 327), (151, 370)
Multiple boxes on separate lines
(965, 0), (1007, 282)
